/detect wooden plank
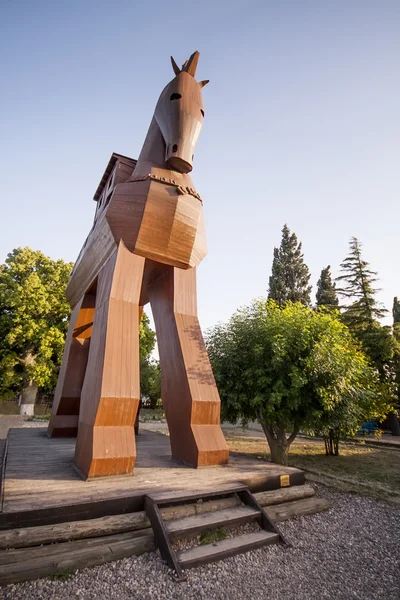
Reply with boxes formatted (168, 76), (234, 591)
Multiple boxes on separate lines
(0, 494), (145, 531)
(149, 483), (247, 505)
(178, 531), (279, 568)
(166, 506), (260, 538)
(66, 213), (117, 309)
(0, 530), (151, 566)
(0, 532), (154, 586)
(144, 497), (184, 580)
(0, 512), (150, 550)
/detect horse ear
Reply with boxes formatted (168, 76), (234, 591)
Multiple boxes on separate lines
(171, 56), (180, 76)
(199, 80), (209, 88)
(185, 51), (200, 77)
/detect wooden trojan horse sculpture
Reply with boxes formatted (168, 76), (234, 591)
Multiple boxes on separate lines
(48, 51), (229, 478)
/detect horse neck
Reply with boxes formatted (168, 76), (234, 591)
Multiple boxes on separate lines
(131, 117), (194, 187)
(133, 117), (165, 173)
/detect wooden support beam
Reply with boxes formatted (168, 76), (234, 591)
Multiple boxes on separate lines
(0, 530), (154, 586)
(266, 497), (330, 522)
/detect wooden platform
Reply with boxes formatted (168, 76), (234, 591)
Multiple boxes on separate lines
(0, 427), (304, 526)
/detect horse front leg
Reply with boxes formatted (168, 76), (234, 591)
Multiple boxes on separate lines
(149, 265), (229, 467)
(74, 242), (145, 479)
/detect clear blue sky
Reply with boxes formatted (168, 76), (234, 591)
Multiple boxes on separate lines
(1, 0), (399, 330)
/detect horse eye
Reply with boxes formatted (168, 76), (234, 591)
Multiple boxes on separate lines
(200, 109), (205, 117)
(170, 93), (182, 100)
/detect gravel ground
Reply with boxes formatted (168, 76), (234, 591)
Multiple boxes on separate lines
(1, 486), (399, 600)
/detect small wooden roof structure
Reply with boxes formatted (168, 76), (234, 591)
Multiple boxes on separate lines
(93, 153), (137, 202)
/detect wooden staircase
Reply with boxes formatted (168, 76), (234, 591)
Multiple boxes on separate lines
(145, 485), (286, 580)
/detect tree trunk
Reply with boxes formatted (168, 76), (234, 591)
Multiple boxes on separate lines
(258, 419), (297, 466)
(268, 438), (289, 465)
(387, 412), (400, 436)
(20, 382), (38, 416)
(334, 433), (340, 456)
(324, 429), (340, 455)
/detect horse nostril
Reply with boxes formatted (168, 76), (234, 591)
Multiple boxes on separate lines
(172, 144), (178, 153)
(192, 154), (194, 160)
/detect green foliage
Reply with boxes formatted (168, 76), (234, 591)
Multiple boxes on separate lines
(0, 248), (73, 399)
(316, 265), (339, 309)
(336, 237), (386, 332)
(139, 407), (164, 421)
(268, 224), (312, 306)
(139, 312), (160, 407)
(47, 568), (77, 581)
(206, 300), (389, 463)
(335, 239), (397, 433)
(139, 312), (156, 362)
(27, 414), (51, 421)
(199, 527), (228, 545)
(361, 323), (396, 381)
(392, 297), (400, 410)
(393, 297), (400, 328)
(140, 358), (161, 409)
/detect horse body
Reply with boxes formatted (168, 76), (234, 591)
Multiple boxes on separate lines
(48, 52), (229, 479)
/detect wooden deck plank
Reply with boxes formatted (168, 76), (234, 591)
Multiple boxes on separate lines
(1, 427), (304, 515)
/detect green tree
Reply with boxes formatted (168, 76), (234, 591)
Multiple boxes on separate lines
(391, 297), (400, 435)
(336, 237), (386, 333)
(139, 312), (160, 409)
(393, 297), (400, 327)
(336, 238), (398, 434)
(139, 312), (156, 362)
(140, 359), (161, 409)
(268, 224), (312, 306)
(316, 265), (339, 309)
(0, 248), (73, 414)
(206, 300), (384, 464)
(316, 368), (391, 455)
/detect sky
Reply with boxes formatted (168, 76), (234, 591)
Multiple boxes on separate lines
(1, 0), (399, 331)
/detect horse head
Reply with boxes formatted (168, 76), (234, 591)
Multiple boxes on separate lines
(154, 51), (209, 174)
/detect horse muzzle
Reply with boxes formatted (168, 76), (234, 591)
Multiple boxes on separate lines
(165, 142), (193, 173)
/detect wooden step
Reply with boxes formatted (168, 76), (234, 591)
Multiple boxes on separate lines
(148, 484), (247, 506)
(166, 505), (261, 539)
(177, 530), (279, 569)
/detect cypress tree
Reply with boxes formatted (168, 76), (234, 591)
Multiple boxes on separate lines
(336, 237), (386, 333)
(336, 239), (399, 434)
(316, 265), (339, 309)
(393, 297), (400, 327)
(268, 224), (312, 306)
(390, 297), (400, 435)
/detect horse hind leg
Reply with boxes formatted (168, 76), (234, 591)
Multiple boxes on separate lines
(48, 293), (95, 437)
(148, 264), (229, 467)
(74, 242), (145, 479)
